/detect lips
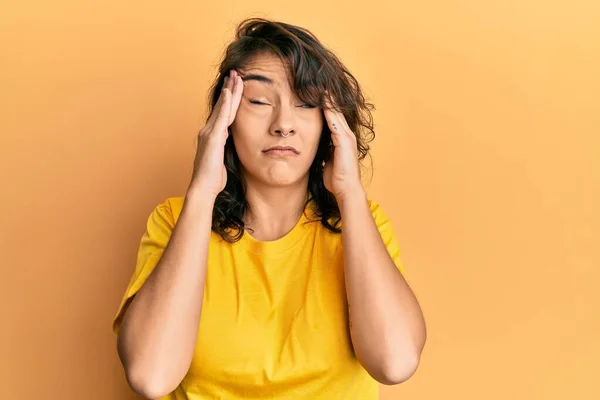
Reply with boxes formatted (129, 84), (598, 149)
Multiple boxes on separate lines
(263, 145), (299, 154)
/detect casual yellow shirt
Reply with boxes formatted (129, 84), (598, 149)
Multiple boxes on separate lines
(113, 196), (405, 399)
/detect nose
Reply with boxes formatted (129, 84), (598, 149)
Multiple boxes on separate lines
(270, 104), (296, 137)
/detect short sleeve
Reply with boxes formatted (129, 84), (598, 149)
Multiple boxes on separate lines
(112, 198), (175, 334)
(368, 199), (406, 275)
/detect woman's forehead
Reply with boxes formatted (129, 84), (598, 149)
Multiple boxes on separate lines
(239, 55), (291, 88)
(237, 53), (319, 96)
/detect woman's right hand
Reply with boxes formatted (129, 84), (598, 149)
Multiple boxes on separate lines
(188, 69), (243, 199)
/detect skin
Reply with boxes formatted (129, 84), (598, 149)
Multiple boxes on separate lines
(230, 54), (324, 240)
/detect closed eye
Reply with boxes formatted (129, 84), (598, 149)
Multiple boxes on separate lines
(249, 99), (269, 106)
(248, 99), (315, 109)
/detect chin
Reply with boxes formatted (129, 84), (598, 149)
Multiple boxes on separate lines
(257, 169), (307, 188)
(263, 175), (301, 187)
(240, 160), (310, 188)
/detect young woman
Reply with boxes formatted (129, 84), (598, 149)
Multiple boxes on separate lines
(113, 18), (426, 400)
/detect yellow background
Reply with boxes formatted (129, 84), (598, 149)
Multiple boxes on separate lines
(1, 1), (598, 399)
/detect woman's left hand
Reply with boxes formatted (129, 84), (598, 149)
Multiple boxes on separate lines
(322, 94), (364, 200)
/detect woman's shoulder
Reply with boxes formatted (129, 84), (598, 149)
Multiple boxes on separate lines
(159, 195), (186, 224)
(314, 197), (390, 231)
(366, 198), (388, 218)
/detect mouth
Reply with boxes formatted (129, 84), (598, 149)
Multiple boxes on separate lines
(262, 145), (300, 155)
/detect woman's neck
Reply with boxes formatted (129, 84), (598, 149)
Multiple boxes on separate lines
(242, 179), (309, 241)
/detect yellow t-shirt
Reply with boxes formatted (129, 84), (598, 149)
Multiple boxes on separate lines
(113, 196), (405, 399)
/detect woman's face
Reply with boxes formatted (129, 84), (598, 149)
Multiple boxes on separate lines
(230, 53), (323, 188)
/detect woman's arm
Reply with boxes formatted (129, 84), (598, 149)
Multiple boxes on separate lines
(117, 188), (213, 398)
(117, 68), (242, 399)
(339, 189), (426, 385)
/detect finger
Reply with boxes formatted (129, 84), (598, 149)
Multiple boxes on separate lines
(323, 96), (345, 141)
(325, 92), (353, 134)
(229, 71), (244, 125)
(338, 109), (352, 135)
(205, 75), (229, 129)
(339, 115), (356, 144)
(214, 86), (232, 132)
(210, 74), (232, 133)
(326, 113), (342, 148)
(227, 70), (236, 121)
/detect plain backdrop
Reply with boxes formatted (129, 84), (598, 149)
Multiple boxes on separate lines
(1, 1), (598, 399)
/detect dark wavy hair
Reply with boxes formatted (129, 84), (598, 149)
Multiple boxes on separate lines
(204, 18), (376, 242)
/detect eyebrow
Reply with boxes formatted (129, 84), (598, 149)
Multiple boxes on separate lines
(240, 73), (274, 86)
